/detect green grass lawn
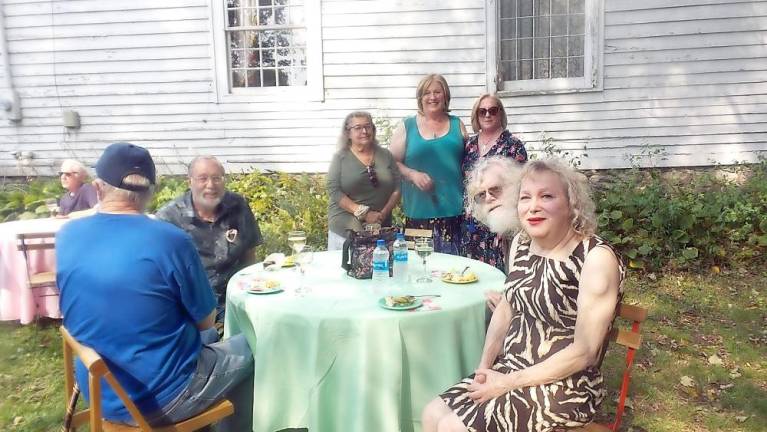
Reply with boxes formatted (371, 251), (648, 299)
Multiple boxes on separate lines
(1, 271), (765, 432)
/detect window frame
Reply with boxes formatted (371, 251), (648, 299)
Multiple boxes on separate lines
(485, 0), (604, 95)
(209, 0), (324, 102)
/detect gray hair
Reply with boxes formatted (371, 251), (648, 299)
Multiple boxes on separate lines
(188, 155), (225, 177)
(337, 111), (379, 151)
(60, 159), (89, 178)
(465, 156), (524, 219)
(95, 174), (154, 211)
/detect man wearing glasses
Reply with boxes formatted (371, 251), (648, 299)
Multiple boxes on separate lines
(157, 156), (262, 327)
(58, 159), (98, 216)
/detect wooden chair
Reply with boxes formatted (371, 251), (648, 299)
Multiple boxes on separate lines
(403, 228), (432, 250)
(16, 232), (58, 290)
(571, 303), (649, 432)
(60, 327), (234, 432)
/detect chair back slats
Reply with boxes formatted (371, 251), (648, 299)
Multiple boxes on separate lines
(617, 303), (648, 323)
(17, 232), (57, 252)
(609, 328), (642, 350)
(60, 326), (234, 432)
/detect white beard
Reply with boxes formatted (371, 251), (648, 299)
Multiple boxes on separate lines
(481, 205), (518, 235)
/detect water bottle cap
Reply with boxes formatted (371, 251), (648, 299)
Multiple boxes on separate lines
(376, 239), (385, 246)
(396, 233), (404, 240)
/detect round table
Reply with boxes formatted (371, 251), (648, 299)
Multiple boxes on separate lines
(224, 250), (506, 432)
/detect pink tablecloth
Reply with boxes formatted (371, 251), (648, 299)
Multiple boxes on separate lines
(0, 217), (70, 324)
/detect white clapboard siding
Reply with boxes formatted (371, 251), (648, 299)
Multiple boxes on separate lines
(1, 0), (766, 175)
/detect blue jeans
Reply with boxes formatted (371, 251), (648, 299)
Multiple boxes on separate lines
(145, 328), (254, 432)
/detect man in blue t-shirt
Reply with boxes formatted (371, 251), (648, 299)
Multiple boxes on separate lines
(57, 143), (253, 431)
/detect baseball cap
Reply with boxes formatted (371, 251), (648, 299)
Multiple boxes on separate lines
(95, 142), (156, 191)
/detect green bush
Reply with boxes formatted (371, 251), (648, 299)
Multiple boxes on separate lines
(3, 160), (766, 272)
(594, 161), (767, 272)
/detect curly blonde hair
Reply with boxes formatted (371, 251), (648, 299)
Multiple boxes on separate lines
(519, 159), (597, 237)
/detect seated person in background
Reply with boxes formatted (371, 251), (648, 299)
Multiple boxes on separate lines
(326, 111), (401, 250)
(58, 159), (98, 216)
(156, 155), (262, 325)
(422, 157), (625, 432)
(58, 142), (253, 431)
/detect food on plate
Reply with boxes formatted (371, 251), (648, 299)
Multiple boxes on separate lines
(282, 255), (296, 267)
(385, 295), (416, 307)
(441, 271), (478, 283)
(243, 278), (280, 291)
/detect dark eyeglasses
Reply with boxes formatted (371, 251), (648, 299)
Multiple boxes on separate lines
(58, 171), (78, 177)
(348, 124), (373, 132)
(478, 107), (500, 117)
(473, 186), (503, 204)
(366, 165), (379, 187)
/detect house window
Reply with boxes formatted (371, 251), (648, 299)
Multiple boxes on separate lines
(211, 0), (323, 101)
(226, 0), (307, 88)
(488, 0), (603, 94)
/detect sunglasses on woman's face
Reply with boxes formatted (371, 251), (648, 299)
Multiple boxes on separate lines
(366, 165), (379, 187)
(478, 106), (500, 117)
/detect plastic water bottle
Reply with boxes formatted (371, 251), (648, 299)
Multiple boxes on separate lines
(392, 233), (409, 289)
(371, 239), (390, 283)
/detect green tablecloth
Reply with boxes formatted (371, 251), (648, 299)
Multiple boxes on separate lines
(224, 250), (506, 432)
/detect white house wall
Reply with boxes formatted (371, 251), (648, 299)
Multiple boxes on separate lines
(0, 0), (765, 176)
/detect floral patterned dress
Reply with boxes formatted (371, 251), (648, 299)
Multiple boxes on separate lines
(460, 130), (527, 270)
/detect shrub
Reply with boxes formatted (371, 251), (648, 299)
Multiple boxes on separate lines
(2, 160), (766, 272)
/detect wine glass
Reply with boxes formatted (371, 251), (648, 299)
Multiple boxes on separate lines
(415, 237), (434, 283)
(44, 198), (59, 217)
(295, 247), (314, 296)
(288, 230), (307, 256)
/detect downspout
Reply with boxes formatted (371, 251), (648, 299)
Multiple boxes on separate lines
(0, 3), (21, 122)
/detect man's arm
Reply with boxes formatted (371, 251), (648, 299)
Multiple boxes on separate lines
(196, 309), (215, 331)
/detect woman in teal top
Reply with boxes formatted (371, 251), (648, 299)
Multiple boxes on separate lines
(390, 74), (468, 254)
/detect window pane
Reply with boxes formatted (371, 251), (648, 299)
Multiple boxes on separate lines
(501, 40), (517, 62)
(262, 68), (276, 86)
(569, 0), (585, 13)
(552, 0), (567, 14)
(519, 38), (533, 59)
(534, 0), (550, 15)
(227, 8), (240, 27)
(533, 37), (550, 58)
(519, 60), (533, 80)
(246, 8), (258, 26)
(519, 0), (533, 16)
(552, 36), (567, 57)
(500, 0), (517, 18)
(568, 56), (583, 77)
(551, 15), (567, 36)
(261, 48), (275, 67)
(247, 49), (261, 67)
(274, 6), (287, 24)
(534, 16), (550, 37)
(501, 61), (517, 81)
(552, 58), (567, 78)
(518, 17), (533, 37)
(568, 35), (584, 56)
(259, 7), (274, 25)
(534, 59), (550, 79)
(231, 49), (244, 68)
(569, 14), (585, 35)
(232, 69), (246, 87)
(500, 18), (516, 39)
(247, 70), (261, 87)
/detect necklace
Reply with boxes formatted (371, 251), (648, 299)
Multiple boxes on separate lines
(478, 131), (500, 153)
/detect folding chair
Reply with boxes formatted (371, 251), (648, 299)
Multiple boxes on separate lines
(571, 303), (649, 432)
(17, 232), (58, 320)
(403, 228), (432, 250)
(60, 327), (234, 432)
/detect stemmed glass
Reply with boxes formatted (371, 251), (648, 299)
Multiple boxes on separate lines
(415, 237), (434, 283)
(288, 230), (306, 256)
(295, 247), (314, 296)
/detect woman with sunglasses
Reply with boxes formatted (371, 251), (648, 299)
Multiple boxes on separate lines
(326, 111), (401, 250)
(460, 94), (527, 270)
(58, 159), (98, 216)
(389, 74), (468, 255)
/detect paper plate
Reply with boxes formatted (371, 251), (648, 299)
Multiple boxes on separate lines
(377, 297), (423, 311)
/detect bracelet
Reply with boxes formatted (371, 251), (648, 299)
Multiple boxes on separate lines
(353, 204), (370, 221)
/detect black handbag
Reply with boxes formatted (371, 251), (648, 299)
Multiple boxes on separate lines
(341, 227), (399, 279)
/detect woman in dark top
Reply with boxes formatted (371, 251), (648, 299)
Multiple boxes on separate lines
(460, 94), (527, 270)
(326, 111), (401, 250)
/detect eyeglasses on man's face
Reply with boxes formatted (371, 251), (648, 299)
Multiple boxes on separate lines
(478, 106), (500, 117)
(473, 185), (503, 204)
(192, 175), (225, 185)
(348, 124), (373, 133)
(58, 171), (78, 177)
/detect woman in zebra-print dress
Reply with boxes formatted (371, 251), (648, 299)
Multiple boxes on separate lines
(422, 158), (625, 432)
